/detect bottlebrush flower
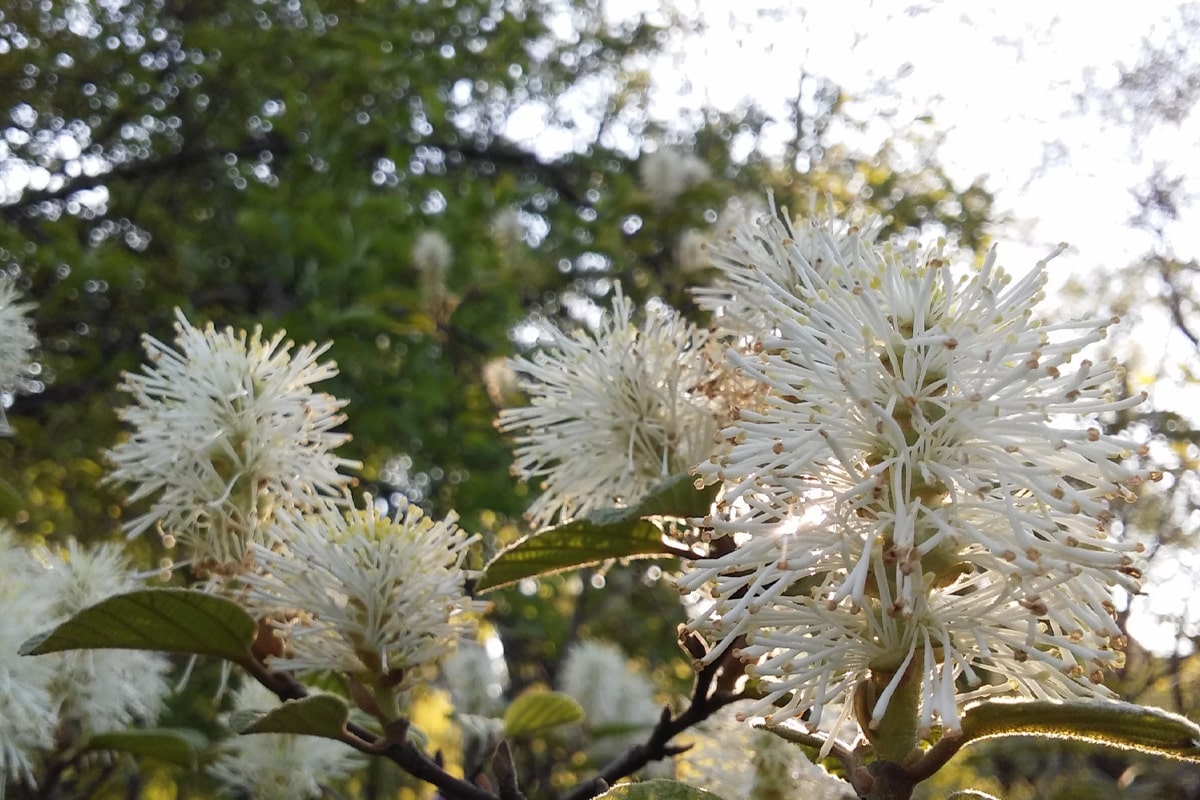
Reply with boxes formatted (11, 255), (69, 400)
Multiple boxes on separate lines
(241, 496), (485, 684)
(108, 310), (358, 571)
(498, 285), (724, 529)
(680, 203), (1154, 745)
(0, 276), (38, 435)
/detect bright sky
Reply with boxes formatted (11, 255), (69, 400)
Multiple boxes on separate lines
(629, 0), (1191, 267)
(616, 0), (1200, 655)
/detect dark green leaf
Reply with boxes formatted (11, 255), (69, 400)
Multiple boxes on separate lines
(476, 519), (670, 592)
(597, 779), (727, 799)
(503, 690), (584, 737)
(959, 699), (1200, 762)
(477, 473), (717, 592)
(634, 473), (721, 519)
(231, 694), (351, 741)
(86, 729), (206, 769)
(19, 588), (257, 666)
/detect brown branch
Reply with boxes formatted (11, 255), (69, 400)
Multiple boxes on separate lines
(246, 661), (502, 800)
(559, 650), (747, 800)
(1158, 258), (1200, 350)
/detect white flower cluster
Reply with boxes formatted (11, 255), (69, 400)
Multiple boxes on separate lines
(241, 497), (485, 684)
(108, 309), (359, 570)
(501, 198), (1155, 753)
(107, 311), (483, 696)
(0, 276), (38, 435)
(679, 204), (1153, 746)
(558, 640), (663, 765)
(498, 286), (725, 529)
(0, 530), (170, 791)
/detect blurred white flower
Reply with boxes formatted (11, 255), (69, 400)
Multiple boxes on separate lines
(681, 204), (1154, 744)
(0, 276), (38, 435)
(443, 637), (509, 716)
(412, 230), (453, 276)
(412, 231), (454, 322)
(208, 682), (359, 800)
(482, 357), (522, 409)
(639, 149), (710, 210)
(676, 707), (853, 800)
(108, 310), (358, 570)
(0, 529), (56, 790)
(38, 540), (171, 734)
(490, 208), (525, 247)
(498, 285), (723, 528)
(559, 640), (661, 764)
(243, 496), (484, 683)
(676, 229), (710, 274)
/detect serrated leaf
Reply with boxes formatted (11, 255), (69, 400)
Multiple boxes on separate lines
(231, 694), (351, 741)
(477, 473), (718, 592)
(20, 589), (257, 666)
(86, 729), (206, 769)
(503, 690), (583, 738)
(597, 779), (727, 800)
(959, 699), (1200, 762)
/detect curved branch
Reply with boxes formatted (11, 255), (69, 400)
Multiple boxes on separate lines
(247, 661), (502, 800)
(559, 650), (748, 800)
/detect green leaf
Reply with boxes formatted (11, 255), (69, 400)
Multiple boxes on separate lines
(597, 779), (728, 800)
(958, 699), (1200, 762)
(476, 518), (669, 592)
(19, 588), (257, 666)
(634, 473), (721, 518)
(86, 729), (206, 769)
(476, 474), (718, 592)
(503, 690), (584, 737)
(231, 694), (351, 741)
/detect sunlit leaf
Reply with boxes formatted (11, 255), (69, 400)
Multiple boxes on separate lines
(476, 474), (717, 592)
(503, 689), (583, 737)
(19, 588), (257, 666)
(231, 694), (351, 741)
(476, 518), (670, 592)
(958, 699), (1200, 762)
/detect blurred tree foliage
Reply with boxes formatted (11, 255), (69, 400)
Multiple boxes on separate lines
(0, 1), (995, 797)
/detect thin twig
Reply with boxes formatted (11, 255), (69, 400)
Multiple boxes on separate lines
(492, 741), (528, 800)
(559, 651), (746, 800)
(249, 662), (502, 800)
